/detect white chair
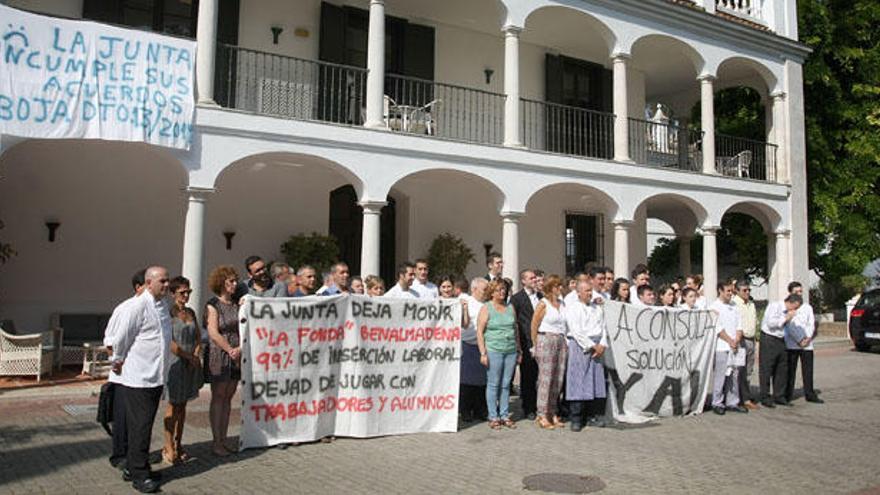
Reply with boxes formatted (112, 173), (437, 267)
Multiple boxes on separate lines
(719, 150), (752, 177)
(409, 99), (441, 135)
(0, 327), (55, 382)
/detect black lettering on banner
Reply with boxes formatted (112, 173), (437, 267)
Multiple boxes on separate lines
(613, 308), (634, 344)
(351, 299), (392, 319)
(300, 349), (320, 366)
(250, 378), (312, 399)
(250, 301), (275, 319)
(402, 302), (454, 322)
(642, 376), (684, 416)
(607, 368), (643, 414)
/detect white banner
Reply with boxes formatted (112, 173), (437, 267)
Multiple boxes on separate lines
(239, 295), (461, 450)
(603, 302), (717, 423)
(0, 5), (195, 149)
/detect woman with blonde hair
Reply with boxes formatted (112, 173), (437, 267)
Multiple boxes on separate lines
(364, 275), (385, 296)
(530, 275), (568, 429)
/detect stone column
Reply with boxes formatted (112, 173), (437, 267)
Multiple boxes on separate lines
(774, 229), (791, 300)
(612, 53), (631, 162)
(613, 220), (633, 280)
(503, 25), (523, 148)
(702, 226), (719, 304)
(771, 91), (787, 183)
(363, 0), (387, 129)
(181, 187), (214, 313)
(501, 213), (522, 291)
(699, 75), (716, 174)
(359, 201), (386, 278)
(195, 0), (219, 105)
(678, 235), (692, 277)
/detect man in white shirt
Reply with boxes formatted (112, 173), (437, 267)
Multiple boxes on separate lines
(384, 261), (420, 298)
(589, 266), (610, 301)
(564, 272), (589, 307)
(603, 268), (615, 295)
(785, 282), (823, 404)
(563, 280), (608, 430)
(109, 266), (172, 493)
(629, 264), (651, 304)
(733, 281), (759, 410)
(634, 285), (656, 306)
(103, 269), (146, 471)
(484, 252), (504, 281)
(411, 258), (439, 299)
(460, 278), (489, 420)
(709, 280), (748, 415)
(759, 293), (801, 407)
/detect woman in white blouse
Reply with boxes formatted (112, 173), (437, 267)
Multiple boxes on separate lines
(530, 275), (568, 429)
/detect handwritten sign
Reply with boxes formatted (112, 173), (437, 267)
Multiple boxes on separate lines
(0, 4), (195, 149)
(602, 302), (716, 423)
(239, 295), (462, 449)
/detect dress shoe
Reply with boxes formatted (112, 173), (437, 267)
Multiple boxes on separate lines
(805, 396), (825, 404)
(122, 469), (132, 482)
(587, 417), (608, 428)
(526, 412), (537, 421)
(727, 405), (749, 413)
(570, 422), (583, 432)
(132, 478), (161, 494)
(712, 406), (726, 415)
(761, 400), (776, 409)
(775, 399), (793, 407)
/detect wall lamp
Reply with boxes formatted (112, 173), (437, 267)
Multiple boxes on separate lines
(484, 68), (494, 85)
(483, 242), (493, 259)
(45, 221), (60, 243)
(223, 231), (236, 250)
(271, 25), (284, 44)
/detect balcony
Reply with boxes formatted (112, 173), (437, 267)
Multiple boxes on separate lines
(215, 44), (777, 183)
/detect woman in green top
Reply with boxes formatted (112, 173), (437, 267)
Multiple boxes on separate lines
(476, 279), (522, 430)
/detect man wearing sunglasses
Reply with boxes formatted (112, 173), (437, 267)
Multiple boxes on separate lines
(734, 280), (759, 410)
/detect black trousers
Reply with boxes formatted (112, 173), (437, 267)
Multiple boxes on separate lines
(123, 385), (163, 482)
(459, 384), (487, 420)
(519, 352), (539, 415)
(785, 349), (816, 401)
(109, 383), (128, 467)
(759, 333), (788, 401)
(569, 400), (603, 425)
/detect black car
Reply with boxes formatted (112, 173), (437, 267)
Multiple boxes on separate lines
(850, 289), (880, 351)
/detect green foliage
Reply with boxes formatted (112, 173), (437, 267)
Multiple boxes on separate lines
(0, 220), (14, 265)
(426, 233), (475, 282)
(648, 214), (767, 284)
(280, 233), (340, 275)
(799, 0), (880, 299)
(690, 86), (766, 140)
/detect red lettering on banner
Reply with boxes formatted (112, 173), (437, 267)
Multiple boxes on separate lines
(251, 397), (377, 422)
(359, 325), (461, 343)
(297, 326), (347, 345)
(389, 394), (456, 412)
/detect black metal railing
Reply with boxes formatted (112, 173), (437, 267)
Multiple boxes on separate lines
(384, 73), (505, 145)
(520, 99), (614, 159)
(216, 44), (368, 125)
(628, 118), (703, 172)
(715, 133), (777, 181)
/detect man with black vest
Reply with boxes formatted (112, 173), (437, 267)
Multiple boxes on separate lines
(510, 268), (542, 420)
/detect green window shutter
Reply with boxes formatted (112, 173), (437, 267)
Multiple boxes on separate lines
(403, 23), (435, 81)
(545, 54), (563, 104)
(320, 1), (346, 64)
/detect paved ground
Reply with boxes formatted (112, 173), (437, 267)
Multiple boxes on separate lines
(1, 338), (879, 494)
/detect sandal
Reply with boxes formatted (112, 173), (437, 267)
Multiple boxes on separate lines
(502, 418), (517, 429)
(162, 449), (178, 465)
(552, 416), (566, 427)
(488, 419), (503, 430)
(535, 416), (555, 430)
(177, 449), (192, 462)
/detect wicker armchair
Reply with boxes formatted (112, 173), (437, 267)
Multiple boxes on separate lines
(0, 328), (55, 382)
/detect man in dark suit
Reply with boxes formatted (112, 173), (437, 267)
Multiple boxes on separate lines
(484, 252), (504, 282)
(510, 268), (543, 420)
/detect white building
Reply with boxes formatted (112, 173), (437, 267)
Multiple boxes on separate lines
(0, 0), (810, 338)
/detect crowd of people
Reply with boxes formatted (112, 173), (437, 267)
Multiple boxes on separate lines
(102, 254), (823, 493)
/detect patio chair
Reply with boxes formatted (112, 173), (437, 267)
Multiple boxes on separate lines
(408, 99), (441, 135)
(718, 150), (752, 178)
(0, 327), (54, 382)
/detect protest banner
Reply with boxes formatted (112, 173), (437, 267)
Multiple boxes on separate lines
(239, 295), (462, 450)
(602, 302), (717, 423)
(0, 4), (195, 149)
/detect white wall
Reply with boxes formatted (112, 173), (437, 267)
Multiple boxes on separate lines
(0, 140), (186, 330)
(7, 0), (83, 18)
